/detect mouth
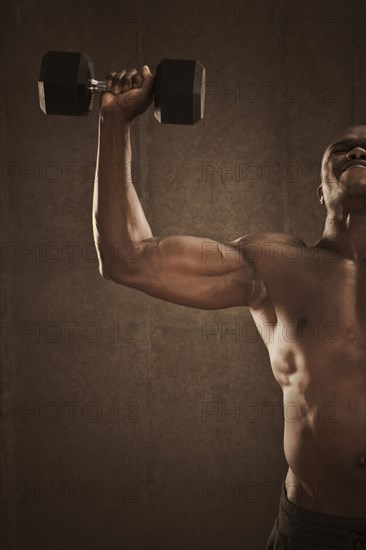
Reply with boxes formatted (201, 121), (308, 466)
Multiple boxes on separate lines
(341, 160), (366, 172)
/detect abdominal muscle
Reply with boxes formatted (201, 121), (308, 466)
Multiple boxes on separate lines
(279, 354), (366, 518)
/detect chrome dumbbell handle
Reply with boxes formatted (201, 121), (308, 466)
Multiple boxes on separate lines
(88, 79), (110, 93)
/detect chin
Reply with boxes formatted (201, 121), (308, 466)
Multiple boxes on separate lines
(339, 170), (366, 189)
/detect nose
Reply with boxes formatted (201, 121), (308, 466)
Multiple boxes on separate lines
(346, 146), (366, 160)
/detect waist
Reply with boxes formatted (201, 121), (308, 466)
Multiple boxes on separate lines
(278, 482), (366, 549)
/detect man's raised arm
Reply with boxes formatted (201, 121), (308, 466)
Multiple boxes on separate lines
(92, 65), (264, 310)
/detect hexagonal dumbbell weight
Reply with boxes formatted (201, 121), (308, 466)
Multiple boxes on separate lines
(38, 51), (206, 125)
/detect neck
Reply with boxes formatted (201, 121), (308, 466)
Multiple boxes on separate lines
(317, 199), (366, 261)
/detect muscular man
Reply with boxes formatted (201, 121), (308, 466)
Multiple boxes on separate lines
(92, 65), (366, 549)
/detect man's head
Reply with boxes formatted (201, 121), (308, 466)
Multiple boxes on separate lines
(318, 124), (366, 212)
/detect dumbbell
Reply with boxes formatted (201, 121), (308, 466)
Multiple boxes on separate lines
(38, 51), (206, 125)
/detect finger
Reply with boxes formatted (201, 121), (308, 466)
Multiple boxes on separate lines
(105, 72), (117, 88)
(131, 72), (144, 89)
(111, 70), (127, 93)
(120, 68), (138, 91)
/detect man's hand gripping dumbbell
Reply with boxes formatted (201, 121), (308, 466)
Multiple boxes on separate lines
(99, 65), (154, 121)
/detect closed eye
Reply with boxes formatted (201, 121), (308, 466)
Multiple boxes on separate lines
(329, 139), (366, 154)
(330, 148), (347, 154)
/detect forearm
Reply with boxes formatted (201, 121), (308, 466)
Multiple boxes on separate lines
(92, 108), (153, 276)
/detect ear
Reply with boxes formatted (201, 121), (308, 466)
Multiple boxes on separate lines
(317, 184), (324, 205)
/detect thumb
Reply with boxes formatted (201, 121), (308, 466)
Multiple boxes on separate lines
(142, 65), (153, 77)
(141, 65), (155, 95)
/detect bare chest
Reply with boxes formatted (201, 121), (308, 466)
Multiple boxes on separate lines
(252, 252), (366, 339)
(251, 254), (366, 382)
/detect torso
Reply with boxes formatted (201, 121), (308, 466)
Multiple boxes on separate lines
(248, 233), (366, 517)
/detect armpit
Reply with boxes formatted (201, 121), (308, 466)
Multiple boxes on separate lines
(248, 262), (268, 308)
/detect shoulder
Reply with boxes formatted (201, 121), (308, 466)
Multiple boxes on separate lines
(227, 231), (308, 249)
(228, 233), (309, 308)
(226, 232), (310, 282)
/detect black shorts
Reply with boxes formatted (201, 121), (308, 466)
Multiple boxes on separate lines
(265, 482), (366, 550)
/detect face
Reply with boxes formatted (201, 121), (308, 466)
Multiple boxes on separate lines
(318, 125), (366, 209)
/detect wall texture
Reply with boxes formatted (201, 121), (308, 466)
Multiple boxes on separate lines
(1, 1), (365, 549)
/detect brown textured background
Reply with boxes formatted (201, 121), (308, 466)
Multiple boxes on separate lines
(1, 1), (365, 549)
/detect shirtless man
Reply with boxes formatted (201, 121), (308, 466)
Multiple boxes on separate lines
(92, 65), (366, 549)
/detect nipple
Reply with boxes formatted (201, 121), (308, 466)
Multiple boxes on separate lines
(357, 456), (366, 467)
(297, 317), (308, 329)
